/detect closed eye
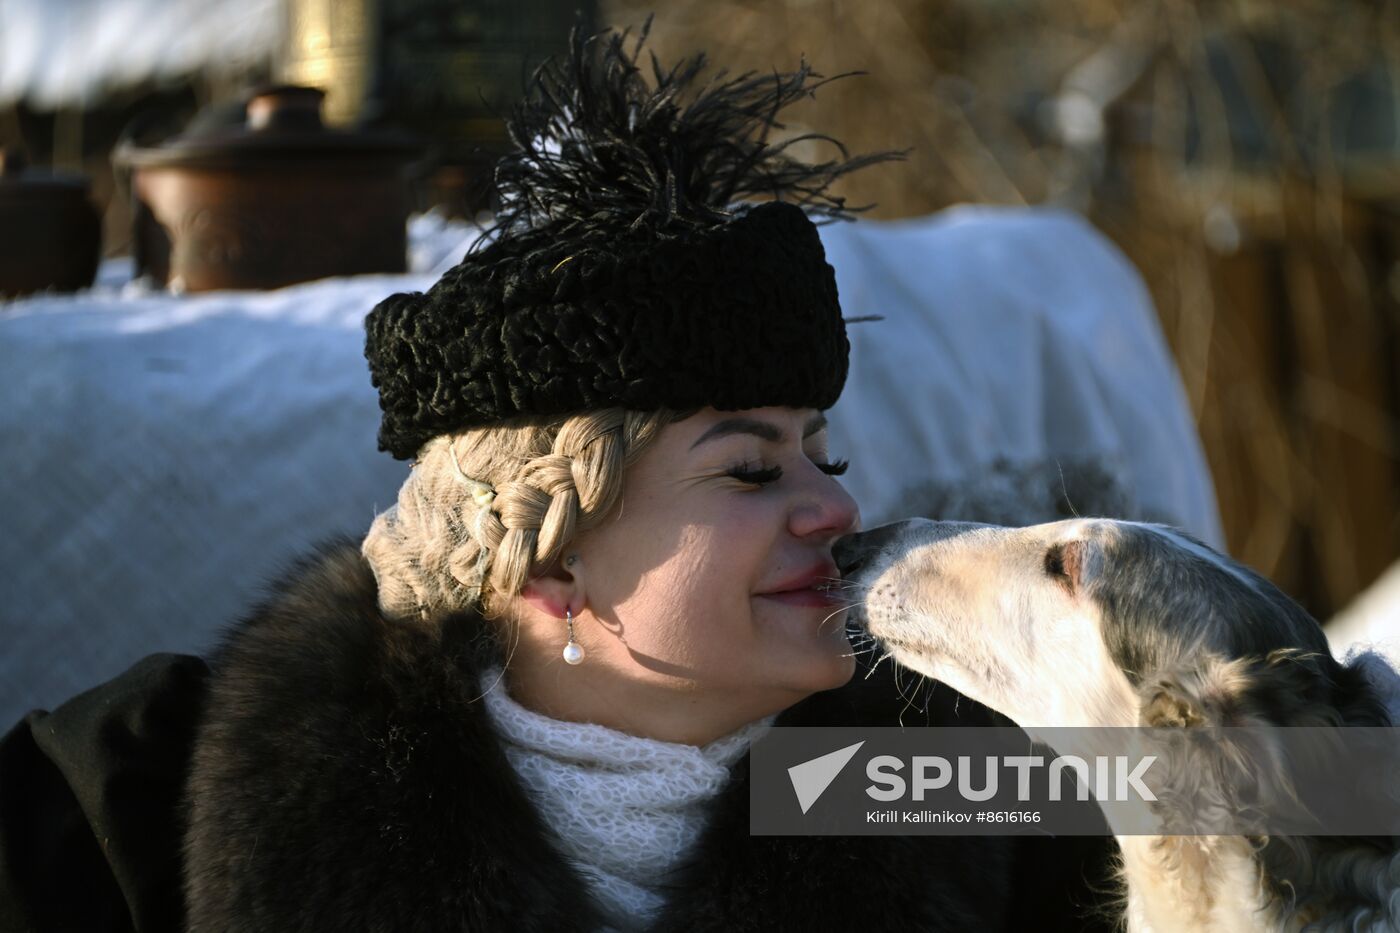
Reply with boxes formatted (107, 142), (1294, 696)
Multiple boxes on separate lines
(727, 458), (850, 487)
(728, 465), (784, 486)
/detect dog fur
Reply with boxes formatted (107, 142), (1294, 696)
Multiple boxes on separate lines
(836, 518), (1400, 932)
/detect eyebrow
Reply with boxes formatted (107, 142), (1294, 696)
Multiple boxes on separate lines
(689, 413), (828, 450)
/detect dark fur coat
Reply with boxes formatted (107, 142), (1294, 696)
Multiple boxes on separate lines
(1, 538), (1117, 932)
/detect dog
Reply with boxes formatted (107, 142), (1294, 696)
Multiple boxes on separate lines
(834, 518), (1400, 932)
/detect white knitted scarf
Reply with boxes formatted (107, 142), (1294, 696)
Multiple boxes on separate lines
(478, 665), (777, 932)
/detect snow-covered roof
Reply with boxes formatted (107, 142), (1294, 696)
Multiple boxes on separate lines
(0, 0), (278, 108)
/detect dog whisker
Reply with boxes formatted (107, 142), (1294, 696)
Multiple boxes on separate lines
(863, 650), (894, 680)
(894, 666), (915, 727)
(817, 604), (854, 634)
(843, 640), (884, 659)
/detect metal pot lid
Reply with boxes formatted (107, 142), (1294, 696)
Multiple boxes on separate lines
(114, 85), (423, 168)
(0, 147), (92, 193)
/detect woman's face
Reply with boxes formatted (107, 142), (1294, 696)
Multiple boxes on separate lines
(517, 405), (861, 737)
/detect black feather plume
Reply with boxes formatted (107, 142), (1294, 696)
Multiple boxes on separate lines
(486, 16), (907, 247)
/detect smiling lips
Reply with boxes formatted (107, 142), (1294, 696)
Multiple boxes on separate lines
(757, 562), (844, 608)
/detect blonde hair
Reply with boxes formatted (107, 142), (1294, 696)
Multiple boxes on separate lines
(361, 408), (689, 621)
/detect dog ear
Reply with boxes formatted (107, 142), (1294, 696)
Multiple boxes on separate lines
(1141, 688), (1205, 728)
(1134, 656), (1258, 834)
(1136, 653), (1326, 835)
(1140, 650), (1347, 729)
(1139, 654), (1254, 728)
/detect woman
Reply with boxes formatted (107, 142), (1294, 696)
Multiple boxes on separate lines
(0, 23), (1115, 933)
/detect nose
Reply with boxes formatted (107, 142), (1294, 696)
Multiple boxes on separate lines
(792, 465), (860, 541)
(833, 521), (911, 578)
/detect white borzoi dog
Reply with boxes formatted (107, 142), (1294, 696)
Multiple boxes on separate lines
(834, 518), (1400, 933)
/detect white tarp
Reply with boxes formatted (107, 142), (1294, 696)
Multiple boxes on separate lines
(824, 207), (1220, 538)
(0, 207), (1224, 723)
(0, 0), (278, 107)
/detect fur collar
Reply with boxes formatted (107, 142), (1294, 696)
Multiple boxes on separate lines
(180, 538), (1076, 931)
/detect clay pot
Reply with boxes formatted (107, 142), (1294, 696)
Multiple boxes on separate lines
(0, 147), (103, 299)
(114, 85), (423, 292)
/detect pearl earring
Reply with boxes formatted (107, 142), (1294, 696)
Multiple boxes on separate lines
(562, 608), (585, 665)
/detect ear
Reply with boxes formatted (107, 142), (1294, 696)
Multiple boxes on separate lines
(1141, 683), (1207, 728)
(519, 553), (587, 619)
(1138, 655), (1320, 834)
(1139, 655), (1253, 728)
(1145, 650), (1357, 729)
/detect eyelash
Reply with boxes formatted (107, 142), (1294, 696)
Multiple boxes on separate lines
(727, 458), (850, 486)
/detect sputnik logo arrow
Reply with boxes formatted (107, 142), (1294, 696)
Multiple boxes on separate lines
(788, 741), (865, 814)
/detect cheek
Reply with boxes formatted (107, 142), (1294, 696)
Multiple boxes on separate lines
(642, 526), (735, 603)
(659, 516), (773, 607)
(610, 519), (770, 627)
(638, 511), (785, 652)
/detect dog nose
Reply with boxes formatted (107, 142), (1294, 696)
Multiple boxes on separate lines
(834, 522), (909, 577)
(833, 535), (861, 576)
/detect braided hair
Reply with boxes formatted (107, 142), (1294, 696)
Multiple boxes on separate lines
(361, 408), (693, 620)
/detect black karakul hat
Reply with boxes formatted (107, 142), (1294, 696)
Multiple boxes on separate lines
(365, 20), (902, 460)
